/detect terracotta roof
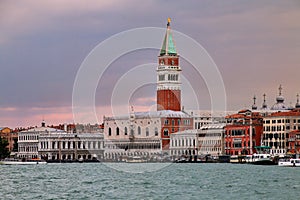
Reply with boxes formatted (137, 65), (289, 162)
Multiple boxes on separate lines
(269, 109), (300, 117)
(225, 114), (249, 119)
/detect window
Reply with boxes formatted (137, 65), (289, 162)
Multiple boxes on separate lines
(164, 119), (169, 125)
(146, 128), (149, 136)
(178, 119), (181, 125)
(138, 126), (141, 135)
(163, 129), (169, 136)
(108, 128), (112, 136)
(159, 75), (165, 81)
(124, 127), (128, 135)
(172, 119), (175, 126)
(155, 127), (158, 136)
(116, 127), (120, 136)
(130, 129), (134, 136)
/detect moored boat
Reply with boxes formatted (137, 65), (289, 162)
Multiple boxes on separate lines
(249, 146), (276, 165)
(0, 158), (47, 165)
(278, 158), (300, 167)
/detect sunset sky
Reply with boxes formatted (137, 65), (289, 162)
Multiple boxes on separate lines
(1, 0), (300, 128)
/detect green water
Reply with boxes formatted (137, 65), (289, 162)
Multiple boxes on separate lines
(0, 163), (299, 199)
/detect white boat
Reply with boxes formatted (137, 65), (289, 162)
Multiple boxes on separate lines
(230, 155), (242, 163)
(125, 156), (147, 163)
(0, 158), (47, 165)
(250, 146), (275, 165)
(278, 158), (300, 167)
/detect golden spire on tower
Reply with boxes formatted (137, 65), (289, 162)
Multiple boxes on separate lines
(167, 17), (171, 27)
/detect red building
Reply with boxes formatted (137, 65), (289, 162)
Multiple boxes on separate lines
(288, 130), (300, 154)
(225, 110), (263, 155)
(160, 114), (193, 150)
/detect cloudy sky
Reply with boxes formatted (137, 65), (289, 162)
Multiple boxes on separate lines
(1, 0), (300, 128)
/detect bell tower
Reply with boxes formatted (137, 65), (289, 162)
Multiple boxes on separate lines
(157, 18), (181, 111)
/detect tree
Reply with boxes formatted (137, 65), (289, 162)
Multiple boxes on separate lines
(0, 136), (10, 159)
(13, 138), (18, 152)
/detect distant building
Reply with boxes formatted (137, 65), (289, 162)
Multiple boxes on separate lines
(197, 123), (225, 156)
(18, 121), (64, 159)
(104, 110), (192, 160)
(287, 130), (300, 154)
(169, 129), (197, 158)
(262, 109), (300, 155)
(186, 110), (233, 130)
(0, 127), (18, 153)
(170, 123), (225, 158)
(270, 85), (290, 111)
(38, 132), (104, 161)
(225, 110), (263, 155)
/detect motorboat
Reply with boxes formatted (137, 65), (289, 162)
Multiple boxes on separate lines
(278, 158), (300, 167)
(249, 146), (275, 165)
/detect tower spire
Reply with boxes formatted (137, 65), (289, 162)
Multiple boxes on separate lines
(157, 19), (181, 111)
(295, 94), (300, 108)
(160, 18), (177, 56)
(262, 93), (267, 109)
(252, 95), (257, 110)
(279, 84), (282, 96)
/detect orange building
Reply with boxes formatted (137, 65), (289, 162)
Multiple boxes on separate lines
(0, 127), (18, 152)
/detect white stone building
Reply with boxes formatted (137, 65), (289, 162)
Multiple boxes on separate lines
(170, 123), (225, 158)
(186, 110), (233, 130)
(38, 132), (104, 161)
(103, 110), (192, 160)
(18, 121), (64, 159)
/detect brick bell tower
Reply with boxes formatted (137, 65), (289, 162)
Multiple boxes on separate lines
(157, 18), (181, 111)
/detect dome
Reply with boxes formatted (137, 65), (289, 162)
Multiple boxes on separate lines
(276, 95), (284, 103)
(271, 103), (288, 110)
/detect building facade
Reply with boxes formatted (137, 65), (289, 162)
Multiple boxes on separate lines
(103, 110), (192, 160)
(197, 124), (225, 156)
(287, 130), (300, 154)
(262, 109), (300, 155)
(38, 132), (104, 161)
(225, 110), (263, 155)
(0, 127), (18, 153)
(170, 123), (225, 158)
(18, 121), (64, 159)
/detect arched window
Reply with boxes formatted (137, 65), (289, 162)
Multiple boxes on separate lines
(172, 119), (175, 126)
(146, 127), (149, 136)
(108, 128), (112, 136)
(116, 127), (120, 136)
(138, 126), (141, 135)
(124, 127), (128, 135)
(154, 127), (158, 136)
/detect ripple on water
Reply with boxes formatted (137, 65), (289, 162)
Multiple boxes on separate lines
(1, 163), (300, 199)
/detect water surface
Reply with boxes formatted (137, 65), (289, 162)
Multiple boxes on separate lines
(0, 163), (299, 199)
